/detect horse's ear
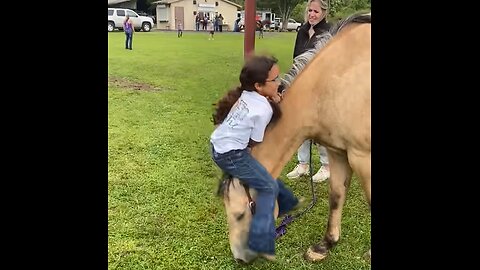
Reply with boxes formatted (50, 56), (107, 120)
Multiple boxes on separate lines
(217, 172), (234, 197)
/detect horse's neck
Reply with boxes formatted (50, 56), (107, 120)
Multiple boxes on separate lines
(251, 97), (317, 178)
(250, 62), (330, 178)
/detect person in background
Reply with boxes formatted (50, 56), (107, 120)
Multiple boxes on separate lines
(256, 20), (264, 38)
(123, 15), (134, 50)
(195, 14), (200, 31)
(214, 14), (219, 32)
(202, 14), (208, 30)
(218, 14), (224, 32)
(177, 21), (183, 37)
(234, 14), (241, 32)
(285, 0), (331, 183)
(207, 19), (215, 40)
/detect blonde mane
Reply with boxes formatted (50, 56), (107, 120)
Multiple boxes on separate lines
(281, 12), (371, 90)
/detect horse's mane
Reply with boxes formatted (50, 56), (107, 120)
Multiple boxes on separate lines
(280, 12), (371, 90)
(217, 172), (236, 200)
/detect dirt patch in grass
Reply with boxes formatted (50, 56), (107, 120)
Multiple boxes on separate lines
(109, 76), (161, 91)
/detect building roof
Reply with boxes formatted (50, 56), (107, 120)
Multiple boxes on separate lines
(152, 0), (242, 9)
(108, 0), (132, 4)
(151, 0), (182, 4)
(222, 0), (242, 8)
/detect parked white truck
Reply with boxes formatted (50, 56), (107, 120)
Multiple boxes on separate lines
(108, 8), (154, 32)
(270, 17), (302, 32)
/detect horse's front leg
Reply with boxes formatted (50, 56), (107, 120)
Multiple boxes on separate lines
(304, 150), (352, 262)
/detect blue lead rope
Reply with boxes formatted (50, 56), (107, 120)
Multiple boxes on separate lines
(275, 139), (317, 239)
(275, 214), (294, 238)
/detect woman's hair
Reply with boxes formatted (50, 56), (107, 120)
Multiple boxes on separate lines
(304, 0), (329, 23)
(212, 55), (281, 125)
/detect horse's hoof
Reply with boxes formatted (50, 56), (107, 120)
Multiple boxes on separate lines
(304, 245), (328, 262)
(363, 249), (371, 262)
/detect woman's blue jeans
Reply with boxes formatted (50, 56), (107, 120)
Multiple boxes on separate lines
(125, 32), (132, 49)
(211, 146), (298, 255)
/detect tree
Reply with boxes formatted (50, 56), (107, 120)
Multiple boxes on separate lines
(229, 0), (245, 6)
(274, 0), (305, 31)
(290, 1), (307, 23)
(329, 0), (371, 21)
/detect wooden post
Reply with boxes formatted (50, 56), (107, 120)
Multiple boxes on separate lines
(243, 0), (256, 60)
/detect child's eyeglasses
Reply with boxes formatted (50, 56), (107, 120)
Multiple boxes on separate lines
(266, 76), (281, 83)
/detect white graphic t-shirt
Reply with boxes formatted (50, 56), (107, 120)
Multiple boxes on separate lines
(210, 90), (273, 154)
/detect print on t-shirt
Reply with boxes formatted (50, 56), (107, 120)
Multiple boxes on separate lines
(225, 99), (249, 128)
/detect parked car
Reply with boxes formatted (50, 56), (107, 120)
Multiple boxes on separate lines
(133, 10), (156, 24)
(108, 8), (154, 32)
(273, 18), (302, 32)
(270, 18), (281, 30)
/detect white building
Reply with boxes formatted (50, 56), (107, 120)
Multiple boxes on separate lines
(153, 0), (242, 31)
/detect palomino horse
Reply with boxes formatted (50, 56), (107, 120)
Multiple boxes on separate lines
(217, 12), (371, 263)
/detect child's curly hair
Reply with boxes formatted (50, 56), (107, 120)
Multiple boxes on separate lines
(212, 55), (281, 125)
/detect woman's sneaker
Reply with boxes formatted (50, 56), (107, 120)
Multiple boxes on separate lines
(286, 164), (310, 179)
(312, 166), (330, 183)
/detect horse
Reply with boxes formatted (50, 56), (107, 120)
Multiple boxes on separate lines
(216, 12), (371, 263)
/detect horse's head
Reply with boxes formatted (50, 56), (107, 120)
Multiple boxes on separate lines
(217, 176), (278, 263)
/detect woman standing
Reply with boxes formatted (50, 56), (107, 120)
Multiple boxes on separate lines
(123, 15), (134, 50)
(286, 0), (331, 183)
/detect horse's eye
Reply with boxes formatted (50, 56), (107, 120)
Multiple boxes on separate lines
(235, 212), (245, 221)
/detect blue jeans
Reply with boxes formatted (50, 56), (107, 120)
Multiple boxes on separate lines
(211, 146), (298, 255)
(125, 32), (132, 49)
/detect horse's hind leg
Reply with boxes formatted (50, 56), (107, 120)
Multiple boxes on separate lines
(348, 151), (371, 262)
(304, 150), (352, 262)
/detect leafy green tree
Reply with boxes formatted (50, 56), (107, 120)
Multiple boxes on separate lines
(290, 1), (307, 23)
(261, 0), (371, 26)
(233, 0), (303, 31)
(275, 0), (305, 30)
(329, 0), (371, 22)
(230, 0), (245, 6)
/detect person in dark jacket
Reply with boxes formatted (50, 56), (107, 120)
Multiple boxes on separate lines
(286, 0), (332, 183)
(293, 0), (331, 58)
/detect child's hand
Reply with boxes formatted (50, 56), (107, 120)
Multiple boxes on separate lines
(268, 93), (283, 104)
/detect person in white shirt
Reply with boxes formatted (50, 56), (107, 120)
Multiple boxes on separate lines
(210, 55), (299, 260)
(207, 19), (215, 40)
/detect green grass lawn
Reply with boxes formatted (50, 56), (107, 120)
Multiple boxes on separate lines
(108, 30), (371, 270)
